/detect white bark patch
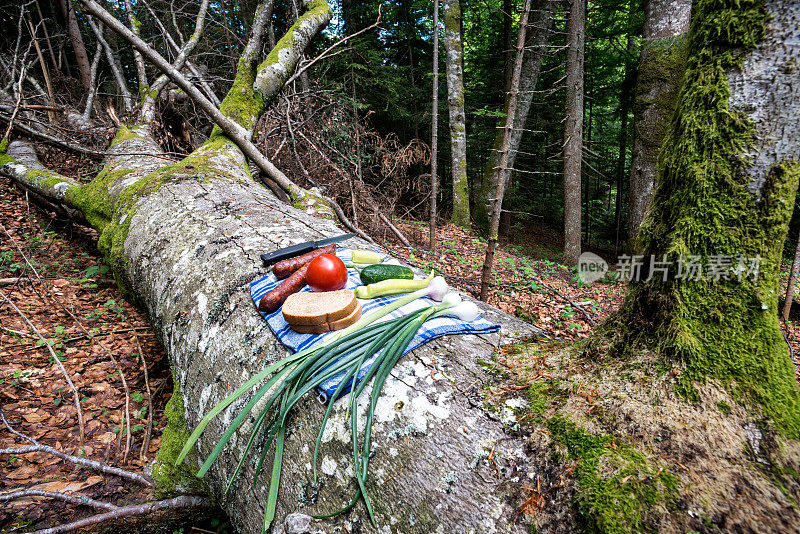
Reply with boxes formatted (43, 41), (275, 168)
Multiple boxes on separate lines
(320, 456), (337, 476)
(728, 0), (800, 195)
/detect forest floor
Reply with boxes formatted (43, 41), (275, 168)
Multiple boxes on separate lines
(3, 162), (800, 531)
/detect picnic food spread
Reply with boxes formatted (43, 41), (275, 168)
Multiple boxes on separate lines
(180, 239), (500, 532)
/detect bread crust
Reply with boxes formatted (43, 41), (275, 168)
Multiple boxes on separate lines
(290, 303), (362, 334)
(282, 289), (357, 325)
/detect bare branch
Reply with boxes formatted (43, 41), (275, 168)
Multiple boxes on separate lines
(141, 0), (211, 121)
(140, 0), (221, 106)
(28, 495), (211, 534)
(0, 489), (118, 511)
(0, 411), (152, 486)
(78, 0), (333, 206)
(87, 17), (134, 112)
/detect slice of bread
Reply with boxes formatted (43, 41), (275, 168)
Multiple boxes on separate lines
(290, 303), (362, 334)
(282, 289), (357, 326)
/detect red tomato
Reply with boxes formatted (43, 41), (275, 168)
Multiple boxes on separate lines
(306, 253), (348, 292)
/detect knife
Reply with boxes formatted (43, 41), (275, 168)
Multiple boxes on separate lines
(261, 233), (356, 266)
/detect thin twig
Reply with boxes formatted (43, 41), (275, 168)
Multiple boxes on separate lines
(29, 495), (211, 534)
(0, 489), (118, 511)
(131, 328), (154, 461)
(0, 411), (151, 486)
(285, 10), (382, 86)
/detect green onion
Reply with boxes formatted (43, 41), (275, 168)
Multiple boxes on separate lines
(178, 279), (473, 532)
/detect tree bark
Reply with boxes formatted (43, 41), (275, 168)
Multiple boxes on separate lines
(59, 0), (93, 92)
(430, 0), (439, 251)
(626, 0), (691, 248)
(443, 0), (470, 228)
(474, 0), (558, 230)
(562, 0), (584, 267)
(617, 0), (800, 435)
(480, 0), (533, 302)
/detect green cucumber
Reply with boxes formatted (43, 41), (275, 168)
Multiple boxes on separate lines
(359, 264), (415, 285)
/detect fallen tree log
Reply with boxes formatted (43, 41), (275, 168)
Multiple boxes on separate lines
(1, 128), (546, 533)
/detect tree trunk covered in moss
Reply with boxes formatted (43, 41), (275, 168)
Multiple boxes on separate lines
(474, 0), (557, 231)
(443, 0), (470, 228)
(562, 0), (584, 267)
(614, 0), (800, 436)
(626, 0), (691, 247)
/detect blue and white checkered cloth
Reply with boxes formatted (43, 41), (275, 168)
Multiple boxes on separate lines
(249, 249), (500, 400)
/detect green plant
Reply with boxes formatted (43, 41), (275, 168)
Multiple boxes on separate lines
(76, 264), (110, 288)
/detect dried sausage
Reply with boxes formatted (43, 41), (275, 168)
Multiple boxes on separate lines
(272, 244), (337, 280)
(259, 263), (309, 313)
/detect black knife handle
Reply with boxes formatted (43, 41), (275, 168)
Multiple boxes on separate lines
(261, 241), (316, 266)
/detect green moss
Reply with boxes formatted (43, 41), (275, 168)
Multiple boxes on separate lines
(68, 132), (249, 297)
(527, 379), (562, 417)
(217, 56), (265, 132)
(0, 136), (9, 153)
(109, 126), (143, 147)
(717, 400), (731, 415)
(608, 0), (800, 437)
(547, 415), (678, 533)
(633, 35), (689, 154)
(151, 379), (205, 499)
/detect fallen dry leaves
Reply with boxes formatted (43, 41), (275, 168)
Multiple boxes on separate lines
(0, 177), (172, 531)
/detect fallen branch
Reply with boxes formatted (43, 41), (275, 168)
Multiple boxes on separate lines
(377, 211), (411, 247)
(531, 274), (595, 326)
(0, 489), (117, 511)
(29, 495), (212, 534)
(0, 411), (152, 487)
(0, 277), (33, 285)
(326, 194), (376, 245)
(0, 110), (104, 156)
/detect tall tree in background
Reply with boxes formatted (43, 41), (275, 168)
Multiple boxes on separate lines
(562, 0), (585, 266)
(613, 7), (638, 253)
(443, 0), (470, 228)
(430, 0), (440, 250)
(626, 0), (691, 247)
(59, 0), (92, 92)
(474, 0), (558, 230)
(480, 0), (533, 301)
